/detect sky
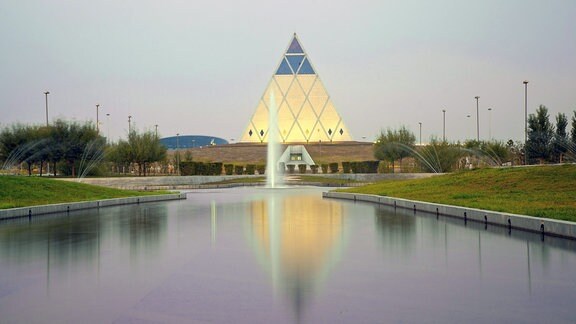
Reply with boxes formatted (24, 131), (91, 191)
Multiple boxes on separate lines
(1, 0), (575, 144)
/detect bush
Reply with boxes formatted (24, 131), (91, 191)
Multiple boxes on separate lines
(298, 164), (307, 174)
(224, 164), (234, 175)
(245, 164), (256, 175)
(256, 164), (266, 175)
(329, 162), (339, 173)
(234, 165), (244, 175)
(310, 165), (319, 174)
(287, 164), (296, 174)
(321, 164), (328, 174)
(342, 162), (351, 173)
(180, 161), (222, 175)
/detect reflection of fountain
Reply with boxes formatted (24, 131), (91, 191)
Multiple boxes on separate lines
(248, 191), (344, 321)
(266, 91), (283, 188)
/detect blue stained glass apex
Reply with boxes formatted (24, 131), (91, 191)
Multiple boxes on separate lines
(287, 37), (304, 54)
(298, 58), (315, 74)
(276, 58), (292, 75)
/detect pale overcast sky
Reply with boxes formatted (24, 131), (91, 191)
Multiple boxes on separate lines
(1, 0), (575, 143)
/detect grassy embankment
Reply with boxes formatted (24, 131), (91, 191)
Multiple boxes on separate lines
(340, 164), (576, 222)
(0, 176), (170, 209)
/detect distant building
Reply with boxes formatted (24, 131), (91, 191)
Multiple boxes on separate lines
(241, 33), (352, 143)
(160, 135), (228, 150)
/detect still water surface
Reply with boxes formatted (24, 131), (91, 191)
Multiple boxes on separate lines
(1, 187), (575, 323)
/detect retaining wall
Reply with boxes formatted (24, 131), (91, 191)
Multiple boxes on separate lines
(323, 192), (576, 240)
(0, 193), (187, 220)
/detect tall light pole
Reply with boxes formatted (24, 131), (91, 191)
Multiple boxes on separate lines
(176, 133), (180, 175)
(488, 108), (492, 140)
(106, 113), (111, 142)
(155, 124), (158, 138)
(96, 104), (100, 133)
(44, 91), (50, 126)
(128, 115), (132, 133)
(475, 96), (480, 141)
(442, 109), (446, 142)
(467, 115), (471, 140)
(418, 122), (422, 145)
(523, 80), (529, 165)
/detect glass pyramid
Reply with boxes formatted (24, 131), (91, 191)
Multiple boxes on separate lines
(241, 34), (352, 143)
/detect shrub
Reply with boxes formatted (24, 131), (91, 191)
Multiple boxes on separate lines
(350, 161), (359, 173)
(342, 162), (351, 173)
(245, 164), (256, 175)
(310, 165), (319, 174)
(234, 165), (244, 175)
(329, 162), (339, 173)
(321, 164), (328, 174)
(298, 164), (307, 174)
(287, 164), (296, 174)
(224, 164), (234, 175)
(256, 164), (266, 175)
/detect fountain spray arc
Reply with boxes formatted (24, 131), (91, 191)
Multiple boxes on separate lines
(266, 91), (283, 188)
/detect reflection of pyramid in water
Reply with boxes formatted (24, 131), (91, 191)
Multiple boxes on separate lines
(241, 34), (353, 143)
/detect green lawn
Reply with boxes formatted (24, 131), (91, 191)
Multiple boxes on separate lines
(340, 164), (576, 222)
(0, 176), (169, 209)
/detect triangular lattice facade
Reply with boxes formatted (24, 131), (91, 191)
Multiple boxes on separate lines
(241, 34), (352, 143)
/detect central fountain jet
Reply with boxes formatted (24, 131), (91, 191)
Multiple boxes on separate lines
(266, 91), (283, 188)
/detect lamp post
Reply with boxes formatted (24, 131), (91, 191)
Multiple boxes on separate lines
(106, 113), (110, 142)
(523, 80), (529, 165)
(475, 96), (480, 141)
(418, 122), (422, 145)
(467, 115), (471, 140)
(128, 115), (132, 133)
(442, 109), (446, 142)
(176, 133), (180, 175)
(96, 104), (100, 133)
(488, 108), (492, 140)
(155, 124), (158, 138)
(44, 91), (50, 126)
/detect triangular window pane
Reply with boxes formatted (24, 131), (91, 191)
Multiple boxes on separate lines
(286, 55), (305, 74)
(287, 37), (304, 53)
(276, 58), (293, 75)
(298, 58), (315, 74)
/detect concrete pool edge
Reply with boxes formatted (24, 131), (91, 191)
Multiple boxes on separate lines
(0, 193), (187, 220)
(323, 191), (576, 240)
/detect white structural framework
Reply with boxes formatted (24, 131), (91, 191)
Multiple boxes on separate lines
(241, 34), (352, 143)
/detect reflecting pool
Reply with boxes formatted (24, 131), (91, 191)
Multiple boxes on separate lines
(1, 187), (576, 323)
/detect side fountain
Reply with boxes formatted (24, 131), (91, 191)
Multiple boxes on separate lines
(266, 91), (283, 188)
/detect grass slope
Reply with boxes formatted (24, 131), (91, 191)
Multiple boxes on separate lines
(341, 164), (576, 222)
(0, 176), (168, 209)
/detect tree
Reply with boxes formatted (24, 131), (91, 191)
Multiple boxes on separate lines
(108, 129), (166, 176)
(373, 126), (416, 173)
(570, 111), (576, 159)
(415, 138), (463, 173)
(552, 113), (568, 163)
(526, 105), (554, 164)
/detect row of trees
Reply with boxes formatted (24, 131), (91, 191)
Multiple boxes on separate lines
(374, 106), (576, 173)
(0, 120), (167, 177)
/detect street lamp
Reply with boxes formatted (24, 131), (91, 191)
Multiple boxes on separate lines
(418, 122), (422, 145)
(176, 133), (180, 175)
(106, 113), (111, 142)
(467, 115), (471, 140)
(155, 124), (158, 138)
(475, 96), (480, 141)
(44, 91), (50, 126)
(488, 108), (492, 140)
(96, 104), (100, 133)
(442, 109), (446, 142)
(523, 80), (529, 165)
(128, 115), (132, 133)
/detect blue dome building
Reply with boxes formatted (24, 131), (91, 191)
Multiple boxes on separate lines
(160, 135), (228, 150)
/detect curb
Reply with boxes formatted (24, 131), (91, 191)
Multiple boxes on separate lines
(0, 193), (187, 220)
(323, 192), (576, 240)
